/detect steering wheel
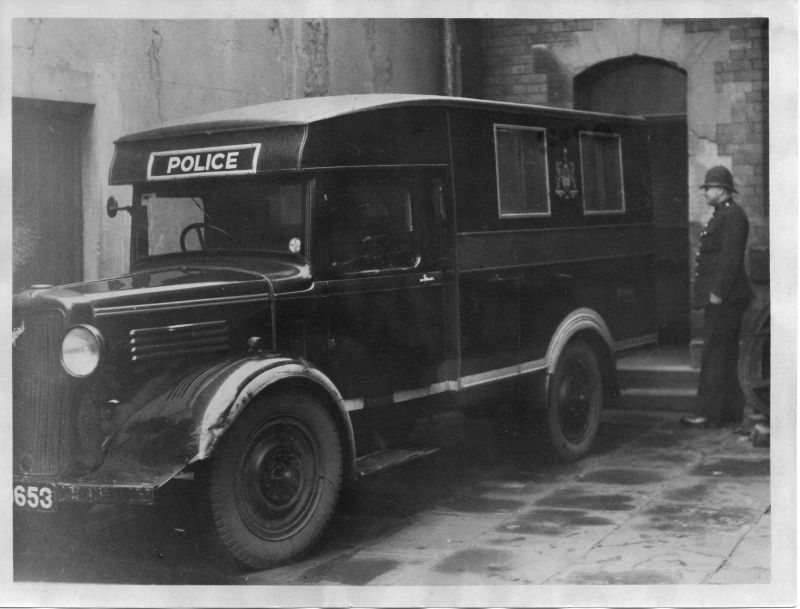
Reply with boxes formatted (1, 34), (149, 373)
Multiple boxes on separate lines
(179, 222), (233, 251)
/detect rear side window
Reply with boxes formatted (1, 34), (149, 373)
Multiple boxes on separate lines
(494, 125), (551, 218)
(579, 131), (625, 214)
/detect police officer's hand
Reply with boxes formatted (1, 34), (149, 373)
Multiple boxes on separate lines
(710, 292), (722, 305)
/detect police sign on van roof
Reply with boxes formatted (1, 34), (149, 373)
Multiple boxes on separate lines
(147, 144), (261, 180)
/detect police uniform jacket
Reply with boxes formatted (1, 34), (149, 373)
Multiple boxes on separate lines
(693, 199), (752, 308)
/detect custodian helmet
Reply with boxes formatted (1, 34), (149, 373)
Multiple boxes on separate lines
(700, 165), (737, 193)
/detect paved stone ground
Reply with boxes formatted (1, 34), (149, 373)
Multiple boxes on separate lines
(248, 410), (772, 587)
(13, 408), (774, 596)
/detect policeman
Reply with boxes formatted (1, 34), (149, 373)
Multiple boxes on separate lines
(681, 165), (752, 429)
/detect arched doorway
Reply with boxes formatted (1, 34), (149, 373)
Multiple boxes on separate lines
(575, 56), (689, 344)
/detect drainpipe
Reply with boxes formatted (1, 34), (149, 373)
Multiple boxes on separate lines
(443, 19), (462, 97)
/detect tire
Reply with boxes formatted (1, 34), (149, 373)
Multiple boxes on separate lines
(738, 303), (770, 417)
(539, 340), (603, 462)
(205, 391), (344, 569)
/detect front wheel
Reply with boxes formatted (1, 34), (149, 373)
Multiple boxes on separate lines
(204, 391), (344, 569)
(538, 340), (603, 462)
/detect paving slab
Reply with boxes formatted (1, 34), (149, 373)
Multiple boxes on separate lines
(707, 510), (771, 584)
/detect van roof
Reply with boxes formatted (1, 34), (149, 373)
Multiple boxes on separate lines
(116, 94), (644, 142)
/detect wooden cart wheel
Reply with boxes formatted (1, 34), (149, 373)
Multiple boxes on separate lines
(738, 302), (770, 417)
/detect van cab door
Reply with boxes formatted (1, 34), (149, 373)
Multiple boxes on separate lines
(313, 170), (449, 406)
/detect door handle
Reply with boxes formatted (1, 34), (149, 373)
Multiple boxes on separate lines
(420, 274), (436, 283)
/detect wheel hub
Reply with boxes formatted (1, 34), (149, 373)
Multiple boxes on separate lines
(236, 418), (322, 540)
(557, 361), (593, 441)
(261, 448), (303, 508)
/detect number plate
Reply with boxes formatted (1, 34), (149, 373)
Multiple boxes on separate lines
(13, 482), (57, 512)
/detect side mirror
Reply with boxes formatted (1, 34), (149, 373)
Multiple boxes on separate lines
(106, 196), (133, 218)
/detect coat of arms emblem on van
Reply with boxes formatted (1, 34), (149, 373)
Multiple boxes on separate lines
(556, 148), (579, 199)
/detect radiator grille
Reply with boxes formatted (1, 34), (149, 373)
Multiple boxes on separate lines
(129, 320), (230, 362)
(12, 309), (72, 476)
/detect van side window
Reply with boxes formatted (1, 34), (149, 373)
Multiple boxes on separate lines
(579, 131), (625, 214)
(321, 174), (421, 275)
(494, 124), (551, 218)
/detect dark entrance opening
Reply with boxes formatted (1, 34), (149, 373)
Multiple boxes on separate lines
(574, 56), (689, 344)
(12, 98), (92, 293)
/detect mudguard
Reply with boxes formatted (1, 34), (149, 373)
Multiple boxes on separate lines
(59, 354), (355, 503)
(536, 307), (618, 406)
(545, 308), (613, 373)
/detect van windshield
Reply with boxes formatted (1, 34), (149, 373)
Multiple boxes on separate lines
(131, 177), (307, 262)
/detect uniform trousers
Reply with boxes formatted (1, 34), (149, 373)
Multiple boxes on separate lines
(697, 300), (749, 425)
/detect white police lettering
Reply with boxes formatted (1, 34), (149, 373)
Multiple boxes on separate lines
(167, 151), (241, 175)
(149, 144), (260, 180)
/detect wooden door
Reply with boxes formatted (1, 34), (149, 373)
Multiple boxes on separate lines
(646, 115), (690, 342)
(12, 99), (88, 292)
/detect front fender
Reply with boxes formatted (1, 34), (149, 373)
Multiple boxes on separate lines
(89, 354), (353, 495)
(194, 356), (355, 462)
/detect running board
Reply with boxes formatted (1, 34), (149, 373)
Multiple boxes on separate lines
(355, 446), (440, 477)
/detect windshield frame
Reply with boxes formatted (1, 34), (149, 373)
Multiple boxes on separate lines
(129, 174), (312, 268)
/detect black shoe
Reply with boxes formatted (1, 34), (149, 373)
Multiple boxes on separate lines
(680, 416), (710, 429)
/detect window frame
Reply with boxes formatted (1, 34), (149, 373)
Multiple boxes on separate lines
(493, 123), (552, 219)
(129, 175), (310, 265)
(314, 169), (435, 279)
(578, 130), (626, 216)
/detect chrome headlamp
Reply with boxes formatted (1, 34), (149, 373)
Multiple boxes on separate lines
(61, 325), (103, 377)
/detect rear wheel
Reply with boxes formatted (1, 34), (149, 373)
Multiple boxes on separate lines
(539, 340), (603, 462)
(205, 391), (343, 569)
(739, 303), (770, 417)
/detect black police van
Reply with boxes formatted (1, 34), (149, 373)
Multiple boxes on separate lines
(12, 94), (657, 568)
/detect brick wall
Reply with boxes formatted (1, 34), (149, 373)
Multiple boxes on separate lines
(715, 20), (769, 225)
(481, 19), (594, 107)
(481, 19), (595, 106)
(662, 19), (768, 230)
